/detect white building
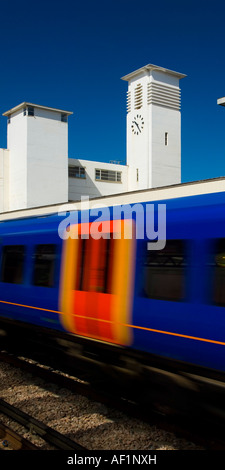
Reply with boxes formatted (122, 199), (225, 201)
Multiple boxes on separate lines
(122, 64), (186, 191)
(0, 103), (72, 213)
(0, 64), (186, 213)
(68, 158), (128, 201)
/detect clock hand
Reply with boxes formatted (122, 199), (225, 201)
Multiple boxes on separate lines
(132, 121), (141, 132)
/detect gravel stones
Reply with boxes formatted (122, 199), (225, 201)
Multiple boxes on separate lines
(0, 360), (204, 450)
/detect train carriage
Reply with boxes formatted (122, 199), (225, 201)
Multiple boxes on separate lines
(1, 179), (225, 399)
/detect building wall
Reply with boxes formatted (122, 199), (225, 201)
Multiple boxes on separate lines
(7, 109), (28, 210)
(150, 70), (181, 188)
(0, 149), (10, 213)
(5, 106), (69, 211)
(151, 106), (181, 188)
(126, 72), (149, 191)
(0, 150), (3, 212)
(27, 108), (68, 208)
(0, 149), (4, 213)
(68, 158), (128, 201)
(125, 67), (183, 191)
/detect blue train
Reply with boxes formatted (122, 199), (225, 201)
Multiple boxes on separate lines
(1, 185), (225, 398)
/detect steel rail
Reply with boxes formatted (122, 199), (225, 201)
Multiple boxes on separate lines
(0, 421), (38, 450)
(0, 398), (86, 451)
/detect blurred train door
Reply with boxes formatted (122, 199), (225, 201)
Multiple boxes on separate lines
(59, 219), (136, 346)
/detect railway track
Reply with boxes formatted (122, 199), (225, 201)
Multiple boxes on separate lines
(0, 350), (224, 450)
(0, 396), (86, 451)
(0, 421), (38, 450)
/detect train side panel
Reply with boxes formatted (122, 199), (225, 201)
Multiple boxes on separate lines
(131, 196), (225, 372)
(1, 192), (225, 375)
(0, 216), (64, 332)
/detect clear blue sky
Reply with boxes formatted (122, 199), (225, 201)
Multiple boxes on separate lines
(0, 0), (225, 183)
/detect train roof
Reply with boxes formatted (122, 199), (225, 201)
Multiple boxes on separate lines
(1, 176), (225, 222)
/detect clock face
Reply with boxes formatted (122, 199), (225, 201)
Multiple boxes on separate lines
(131, 115), (144, 135)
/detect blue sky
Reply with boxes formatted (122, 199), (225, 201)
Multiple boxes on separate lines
(0, 0), (225, 183)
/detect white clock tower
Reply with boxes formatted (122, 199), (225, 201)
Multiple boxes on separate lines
(121, 64), (186, 191)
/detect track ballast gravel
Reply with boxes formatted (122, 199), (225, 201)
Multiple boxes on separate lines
(0, 360), (204, 451)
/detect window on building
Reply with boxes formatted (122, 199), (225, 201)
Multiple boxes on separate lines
(136, 169), (139, 182)
(61, 113), (68, 123)
(140, 240), (187, 302)
(165, 132), (168, 146)
(23, 107), (34, 116)
(27, 106), (34, 116)
(68, 166), (86, 179)
(211, 239), (225, 306)
(95, 169), (122, 183)
(32, 244), (56, 288)
(1, 245), (25, 284)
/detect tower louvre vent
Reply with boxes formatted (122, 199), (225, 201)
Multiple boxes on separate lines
(126, 91), (131, 113)
(147, 82), (181, 110)
(134, 84), (143, 110)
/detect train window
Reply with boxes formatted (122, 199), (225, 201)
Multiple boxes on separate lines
(212, 239), (225, 306)
(141, 239), (186, 301)
(33, 244), (56, 288)
(75, 237), (114, 293)
(1, 245), (25, 284)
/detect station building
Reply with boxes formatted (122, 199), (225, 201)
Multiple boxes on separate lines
(0, 64), (186, 213)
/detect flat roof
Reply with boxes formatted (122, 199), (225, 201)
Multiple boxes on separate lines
(121, 64), (187, 82)
(217, 97), (225, 107)
(3, 102), (73, 117)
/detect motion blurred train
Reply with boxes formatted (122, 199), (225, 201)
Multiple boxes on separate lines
(1, 178), (225, 407)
